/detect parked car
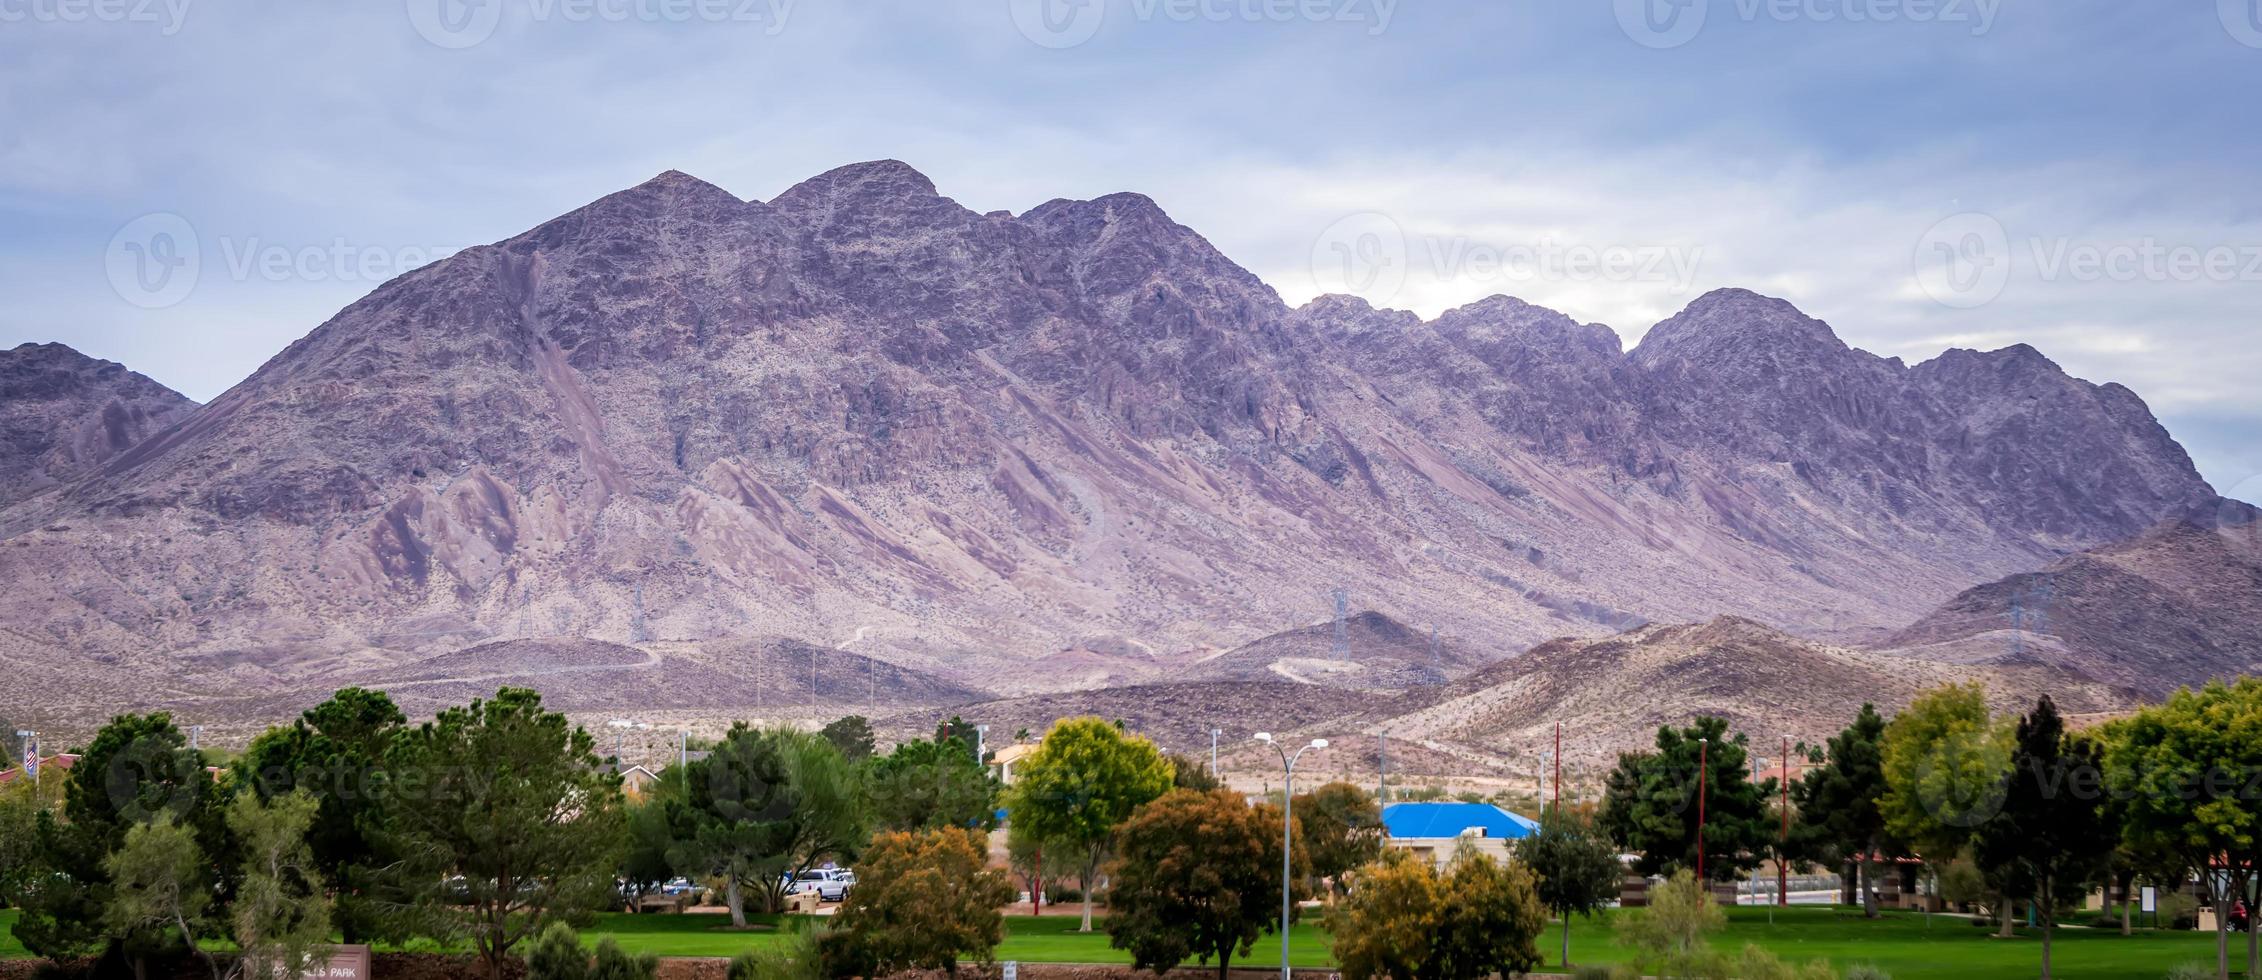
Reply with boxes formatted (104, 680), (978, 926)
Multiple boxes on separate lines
(783, 868), (852, 902)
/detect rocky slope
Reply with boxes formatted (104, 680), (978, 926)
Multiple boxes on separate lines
(0, 161), (2216, 737)
(0, 343), (196, 507)
(1370, 616), (2137, 769)
(1882, 497), (2262, 697)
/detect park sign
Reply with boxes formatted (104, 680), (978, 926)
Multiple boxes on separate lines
(275, 945), (369, 980)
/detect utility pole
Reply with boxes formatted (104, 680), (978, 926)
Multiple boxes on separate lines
(679, 729), (689, 770)
(188, 725), (203, 751)
(1553, 721), (1562, 814)
(1378, 733), (1389, 806)
(1780, 734), (1791, 907)
(1697, 738), (1710, 886)
(1211, 728), (1222, 777)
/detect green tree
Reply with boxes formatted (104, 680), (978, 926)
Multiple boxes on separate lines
(237, 687), (405, 942)
(0, 770), (63, 909)
(1327, 851), (1440, 980)
(1431, 849), (1547, 980)
(831, 827), (1015, 978)
(1973, 696), (2112, 980)
(753, 728), (869, 913)
(1292, 781), (1383, 896)
(2103, 679), (2262, 980)
(666, 723), (794, 926)
(1106, 789), (1293, 980)
(104, 815), (213, 980)
(1001, 716), (1174, 931)
(620, 779), (680, 911)
(1616, 869), (1726, 980)
(1518, 807), (1623, 968)
(1879, 683), (2014, 935)
(378, 688), (627, 980)
(1794, 703), (1895, 918)
(17, 712), (227, 961)
(1005, 822), (1078, 914)
(819, 716), (876, 762)
(1599, 717), (1771, 882)
(227, 790), (334, 980)
(868, 735), (1000, 833)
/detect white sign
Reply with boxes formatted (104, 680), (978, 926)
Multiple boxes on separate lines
(1002, 962), (1018, 980)
(2142, 886), (2158, 913)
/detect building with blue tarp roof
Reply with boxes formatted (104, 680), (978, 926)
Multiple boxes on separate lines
(1382, 801), (1538, 865)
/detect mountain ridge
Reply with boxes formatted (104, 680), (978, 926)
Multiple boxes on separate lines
(0, 161), (2218, 738)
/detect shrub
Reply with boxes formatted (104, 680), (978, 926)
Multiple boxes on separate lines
(728, 925), (822, 980)
(1736, 945), (1839, 980)
(525, 924), (655, 980)
(589, 938), (657, 980)
(525, 922), (588, 980)
(1615, 870), (1726, 979)
(1843, 965), (1892, 980)
(2157, 892), (2198, 930)
(830, 828), (1016, 976)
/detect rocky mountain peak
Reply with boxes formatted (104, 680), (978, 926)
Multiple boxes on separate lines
(1432, 294), (1622, 358)
(0, 343), (197, 506)
(1630, 287), (1856, 369)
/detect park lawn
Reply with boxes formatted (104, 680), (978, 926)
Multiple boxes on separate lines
(3, 904), (2233, 977)
(576, 912), (1335, 967)
(579, 907), (2232, 978)
(1546, 906), (2229, 980)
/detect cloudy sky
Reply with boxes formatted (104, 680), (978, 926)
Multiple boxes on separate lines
(3, 0), (2258, 499)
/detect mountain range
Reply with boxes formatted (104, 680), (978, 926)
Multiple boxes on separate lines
(0, 160), (2246, 760)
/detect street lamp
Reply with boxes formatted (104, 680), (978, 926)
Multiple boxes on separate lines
(1255, 732), (1326, 980)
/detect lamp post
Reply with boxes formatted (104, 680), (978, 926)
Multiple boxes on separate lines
(1256, 732), (1326, 980)
(976, 725), (989, 763)
(1695, 737), (1710, 886)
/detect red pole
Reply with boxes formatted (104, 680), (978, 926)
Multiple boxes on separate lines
(1779, 735), (1791, 907)
(1553, 722), (1562, 815)
(1697, 738), (1709, 885)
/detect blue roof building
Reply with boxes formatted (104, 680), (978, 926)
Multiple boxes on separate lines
(1382, 801), (1539, 841)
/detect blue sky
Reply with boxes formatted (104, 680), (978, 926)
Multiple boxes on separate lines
(3, 0), (2258, 499)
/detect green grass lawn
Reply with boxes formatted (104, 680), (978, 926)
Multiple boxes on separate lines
(3, 904), (2234, 978)
(523, 907), (2251, 978)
